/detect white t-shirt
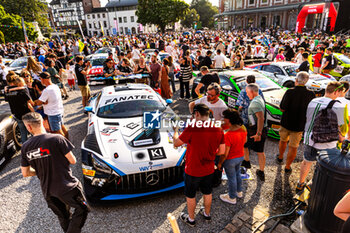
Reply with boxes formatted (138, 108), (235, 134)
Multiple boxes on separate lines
(132, 49), (141, 60)
(39, 84), (64, 116)
(213, 54), (226, 69)
(195, 97), (228, 121)
(295, 53), (303, 64)
(304, 97), (346, 150)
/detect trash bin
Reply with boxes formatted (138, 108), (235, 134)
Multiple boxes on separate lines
(304, 145), (350, 233)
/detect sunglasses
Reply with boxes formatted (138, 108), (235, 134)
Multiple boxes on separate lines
(334, 84), (344, 92)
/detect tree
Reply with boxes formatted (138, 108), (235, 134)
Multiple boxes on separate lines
(0, 0), (49, 29)
(0, 5), (37, 42)
(181, 8), (200, 29)
(191, 0), (218, 28)
(136, 0), (189, 32)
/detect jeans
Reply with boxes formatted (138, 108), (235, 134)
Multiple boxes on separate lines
(14, 117), (28, 144)
(180, 80), (190, 99)
(223, 157), (244, 199)
(168, 72), (176, 93)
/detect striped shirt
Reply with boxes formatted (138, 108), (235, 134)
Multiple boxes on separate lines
(303, 97), (346, 150)
(180, 61), (192, 82)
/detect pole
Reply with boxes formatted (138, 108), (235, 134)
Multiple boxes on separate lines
(21, 17), (28, 45)
(75, 9), (85, 39)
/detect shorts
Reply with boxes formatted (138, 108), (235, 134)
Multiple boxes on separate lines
(313, 67), (321, 74)
(67, 79), (75, 86)
(244, 127), (267, 153)
(184, 173), (213, 198)
(79, 85), (90, 97)
(303, 145), (320, 162)
(279, 127), (303, 148)
(48, 114), (63, 132)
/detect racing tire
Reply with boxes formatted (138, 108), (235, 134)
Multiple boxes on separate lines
(283, 81), (295, 88)
(13, 121), (22, 149)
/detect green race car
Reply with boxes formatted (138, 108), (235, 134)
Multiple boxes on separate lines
(192, 70), (285, 139)
(309, 53), (350, 79)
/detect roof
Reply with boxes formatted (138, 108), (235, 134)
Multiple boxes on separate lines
(50, 0), (82, 5)
(105, 0), (138, 8)
(90, 7), (107, 13)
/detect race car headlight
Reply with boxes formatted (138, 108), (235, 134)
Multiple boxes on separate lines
(91, 154), (112, 174)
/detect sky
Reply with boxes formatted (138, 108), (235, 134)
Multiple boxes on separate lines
(99, 0), (218, 7)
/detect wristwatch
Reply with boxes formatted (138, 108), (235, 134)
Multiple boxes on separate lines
(257, 132), (262, 136)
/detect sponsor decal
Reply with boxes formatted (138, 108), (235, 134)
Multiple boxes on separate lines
(101, 127), (118, 136)
(143, 110), (161, 129)
(108, 139), (118, 143)
(125, 122), (139, 130)
(104, 95), (154, 105)
(26, 148), (51, 161)
(133, 139), (153, 146)
(145, 173), (160, 185)
(139, 162), (164, 172)
(148, 147), (166, 160)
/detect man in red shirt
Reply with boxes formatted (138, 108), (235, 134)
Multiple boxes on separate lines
(173, 104), (225, 227)
(313, 47), (324, 74)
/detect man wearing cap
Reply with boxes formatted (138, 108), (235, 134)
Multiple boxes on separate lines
(173, 103), (225, 227)
(34, 72), (68, 138)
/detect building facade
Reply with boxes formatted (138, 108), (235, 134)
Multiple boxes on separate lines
(49, 0), (101, 33)
(216, 0), (315, 30)
(85, 8), (109, 36)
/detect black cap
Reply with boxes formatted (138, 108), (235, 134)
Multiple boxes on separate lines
(39, 72), (50, 79)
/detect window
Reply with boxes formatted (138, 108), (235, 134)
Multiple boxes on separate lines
(123, 17), (127, 23)
(125, 27), (128, 34)
(131, 16), (134, 22)
(87, 15), (90, 19)
(120, 27), (123, 33)
(249, 0), (255, 5)
(261, 0), (267, 4)
(89, 23), (92, 28)
(102, 13), (105, 18)
(262, 65), (284, 75)
(273, 15), (281, 27)
(104, 21), (107, 28)
(119, 17), (122, 23)
(97, 14), (100, 18)
(92, 14), (95, 19)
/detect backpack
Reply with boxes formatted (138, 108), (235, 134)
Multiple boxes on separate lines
(329, 55), (338, 70)
(312, 100), (340, 143)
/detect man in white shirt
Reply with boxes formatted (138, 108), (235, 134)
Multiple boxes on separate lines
(213, 49), (226, 69)
(189, 83), (228, 121)
(131, 45), (141, 61)
(34, 72), (68, 138)
(296, 81), (346, 192)
(254, 42), (264, 58)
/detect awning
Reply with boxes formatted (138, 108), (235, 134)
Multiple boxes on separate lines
(214, 3), (300, 18)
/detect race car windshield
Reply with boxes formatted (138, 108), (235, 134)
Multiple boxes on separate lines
(283, 65), (298, 76)
(10, 58), (27, 67)
(236, 74), (281, 91)
(337, 55), (350, 64)
(95, 48), (112, 54)
(97, 100), (166, 118)
(90, 58), (106, 66)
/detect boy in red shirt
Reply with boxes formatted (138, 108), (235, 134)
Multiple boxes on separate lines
(313, 47), (324, 74)
(173, 104), (225, 227)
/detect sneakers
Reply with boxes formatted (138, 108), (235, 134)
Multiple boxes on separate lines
(199, 208), (211, 221)
(256, 170), (265, 181)
(295, 182), (310, 193)
(180, 212), (195, 227)
(220, 193), (237, 205)
(284, 167), (292, 174)
(276, 154), (283, 164)
(241, 160), (251, 169)
(237, 191), (243, 198)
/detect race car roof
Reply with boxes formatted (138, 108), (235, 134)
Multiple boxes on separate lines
(101, 83), (154, 96)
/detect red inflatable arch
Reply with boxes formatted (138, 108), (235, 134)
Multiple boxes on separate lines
(296, 3), (338, 33)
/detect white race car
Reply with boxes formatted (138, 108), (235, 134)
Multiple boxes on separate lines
(82, 84), (186, 201)
(247, 62), (336, 96)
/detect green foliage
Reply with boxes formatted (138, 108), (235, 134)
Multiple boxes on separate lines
(190, 0), (218, 28)
(0, 5), (37, 42)
(181, 8), (200, 28)
(0, 30), (4, 43)
(0, 0), (49, 28)
(136, 0), (189, 32)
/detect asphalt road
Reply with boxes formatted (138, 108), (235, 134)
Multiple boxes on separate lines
(0, 83), (314, 233)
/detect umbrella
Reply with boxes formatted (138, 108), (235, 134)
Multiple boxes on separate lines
(183, 31), (191, 35)
(195, 30), (203, 34)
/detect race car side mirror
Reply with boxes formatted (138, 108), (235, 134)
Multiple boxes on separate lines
(222, 85), (233, 91)
(165, 99), (173, 105)
(84, 106), (94, 113)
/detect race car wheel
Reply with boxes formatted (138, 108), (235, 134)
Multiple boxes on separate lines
(13, 121), (22, 149)
(283, 81), (295, 88)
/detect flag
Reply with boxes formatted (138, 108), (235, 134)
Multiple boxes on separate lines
(78, 40), (85, 53)
(100, 21), (105, 36)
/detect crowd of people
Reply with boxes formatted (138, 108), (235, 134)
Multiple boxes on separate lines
(1, 28), (350, 232)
